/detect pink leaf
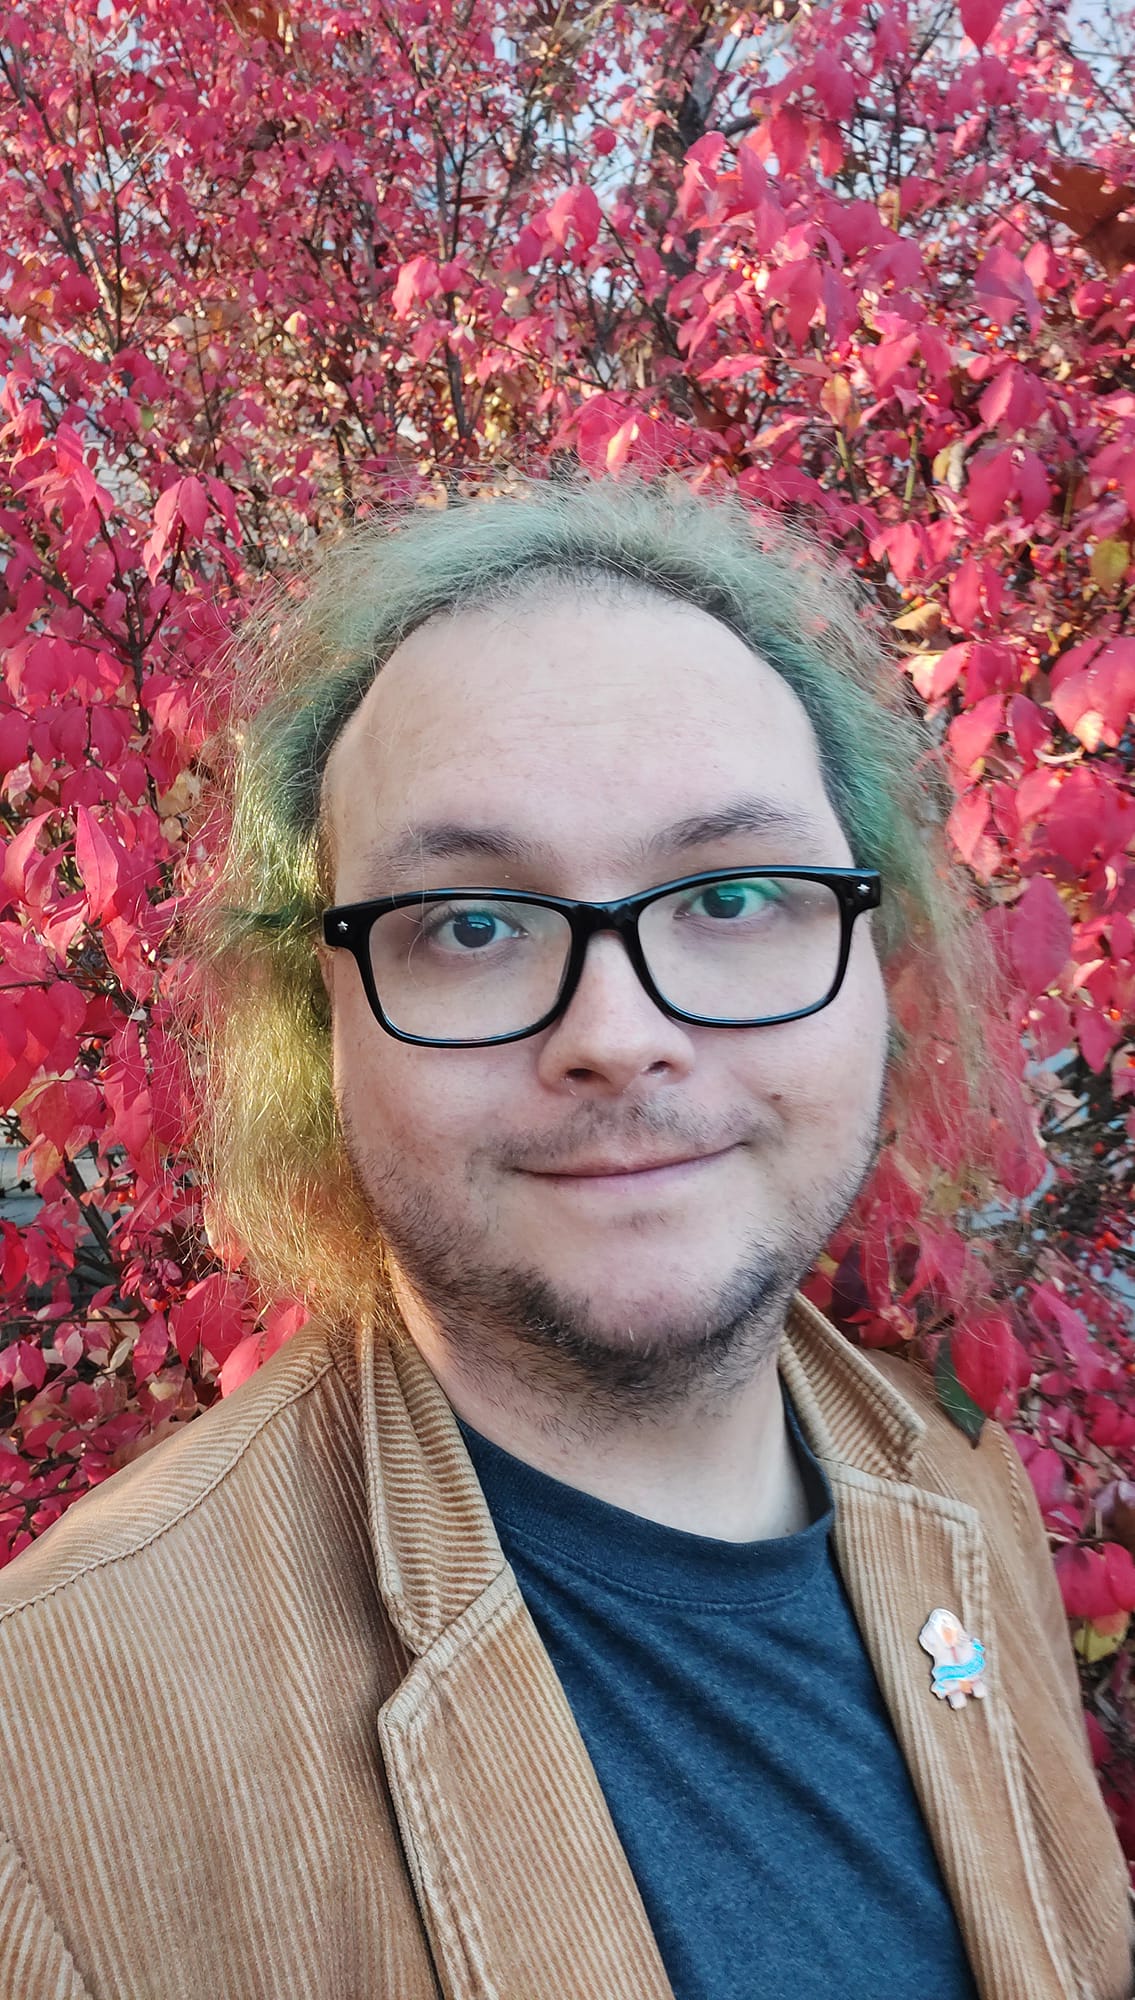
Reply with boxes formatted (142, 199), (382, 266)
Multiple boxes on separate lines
(73, 806), (123, 922)
(546, 185), (601, 256)
(947, 788), (990, 864)
(966, 446), (1015, 529)
(1077, 1005), (1122, 1073)
(167, 1273), (250, 1367)
(951, 1311), (1031, 1419)
(948, 694), (1002, 772)
(1049, 639), (1135, 751)
(1007, 694), (1051, 766)
(1015, 449), (1051, 524)
(176, 475), (208, 540)
(975, 246), (1041, 333)
(960, 0), (1006, 48)
(391, 255), (442, 317)
(1008, 876), (1073, 996)
(1056, 1544), (1135, 1621)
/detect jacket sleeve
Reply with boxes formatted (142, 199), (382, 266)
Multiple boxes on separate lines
(0, 1828), (95, 2000)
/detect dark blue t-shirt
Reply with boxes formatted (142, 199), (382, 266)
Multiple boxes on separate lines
(457, 1389), (978, 2000)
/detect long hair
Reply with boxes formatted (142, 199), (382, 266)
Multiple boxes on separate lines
(185, 472), (1009, 1325)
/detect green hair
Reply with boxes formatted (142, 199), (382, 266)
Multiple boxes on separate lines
(186, 471), (1005, 1324)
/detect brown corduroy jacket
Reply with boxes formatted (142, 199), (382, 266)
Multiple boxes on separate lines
(0, 1296), (1131, 2000)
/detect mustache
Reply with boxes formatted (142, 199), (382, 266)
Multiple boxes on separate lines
(491, 1101), (773, 1175)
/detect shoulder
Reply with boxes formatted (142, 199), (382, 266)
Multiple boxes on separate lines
(0, 1321), (346, 1627)
(864, 1344), (1080, 1700)
(865, 1344), (1034, 1530)
(865, 1343), (1046, 1569)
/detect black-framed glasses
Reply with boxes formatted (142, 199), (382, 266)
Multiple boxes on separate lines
(322, 866), (881, 1049)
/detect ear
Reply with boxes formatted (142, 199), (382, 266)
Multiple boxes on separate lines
(315, 941), (335, 1003)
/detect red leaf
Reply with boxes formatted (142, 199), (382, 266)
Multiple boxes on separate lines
(1031, 1283), (1106, 1389)
(1077, 1004), (1122, 1073)
(974, 246), (1041, 332)
(978, 362), (1029, 428)
(1056, 1544), (1135, 1621)
(948, 694), (1002, 772)
(1012, 1436), (1069, 1520)
(176, 475), (208, 541)
(546, 185), (601, 256)
(1025, 994), (1072, 1060)
(168, 1273), (250, 1366)
(217, 1332), (263, 1398)
(869, 330), (919, 391)
(951, 1311), (1031, 1418)
(1007, 694), (1051, 766)
(1, 809), (52, 908)
(0, 1220), (28, 1292)
(1007, 876), (1073, 996)
(948, 559), (983, 631)
(874, 520), (924, 583)
(960, 0), (1006, 47)
(73, 805), (123, 922)
(811, 49), (857, 120)
(131, 1311), (170, 1385)
(966, 446), (1015, 528)
(912, 643), (967, 702)
(946, 787), (991, 864)
(1015, 449), (1051, 524)
(1049, 639), (1135, 751)
(769, 106), (808, 175)
(391, 254), (442, 317)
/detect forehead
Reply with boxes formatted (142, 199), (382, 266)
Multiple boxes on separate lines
(323, 590), (847, 889)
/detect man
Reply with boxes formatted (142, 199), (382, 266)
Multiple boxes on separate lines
(0, 477), (1130, 2000)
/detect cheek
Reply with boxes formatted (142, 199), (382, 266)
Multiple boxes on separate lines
(732, 949), (888, 1131)
(333, 997), (500, 1174)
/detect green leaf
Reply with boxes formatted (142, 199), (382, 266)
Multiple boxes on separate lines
(935, 1340), (986, 1446)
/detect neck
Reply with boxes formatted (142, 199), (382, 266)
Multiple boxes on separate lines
(392, 1279), (812, 1542)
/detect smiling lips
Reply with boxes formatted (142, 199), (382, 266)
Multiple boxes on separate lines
(529, 1144), (734, 1183)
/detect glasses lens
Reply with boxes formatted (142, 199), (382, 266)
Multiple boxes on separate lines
(369, 897), (573, 1041)
(639, 874), (843, 1022)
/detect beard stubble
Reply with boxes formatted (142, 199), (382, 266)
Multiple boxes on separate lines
(340, 1100), (881, 1428)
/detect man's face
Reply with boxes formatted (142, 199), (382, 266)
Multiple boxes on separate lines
(322, 590), (888, 1394)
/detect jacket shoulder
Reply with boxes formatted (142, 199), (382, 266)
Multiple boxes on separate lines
(865, 1344), (1085, 1710)
(0, 1322), (342, 1623)
(866, 1344), (1024, 1493)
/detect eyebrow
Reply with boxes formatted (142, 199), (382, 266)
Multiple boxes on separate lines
(358, 797), (829, 886)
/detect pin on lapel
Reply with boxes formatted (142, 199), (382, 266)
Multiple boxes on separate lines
(919, 1608), (988, 1709)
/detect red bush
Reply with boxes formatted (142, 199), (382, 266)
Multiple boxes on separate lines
(1, 0), (1133, 1855)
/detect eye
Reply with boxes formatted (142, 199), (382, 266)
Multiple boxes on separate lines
(419, 903), (528, 953)
(682, 878), (784, 921)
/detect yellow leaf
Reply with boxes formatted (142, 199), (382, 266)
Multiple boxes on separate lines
(1090, 539), (1130, 591)
(892, 601), (944, 639)
(1073, 1613), (1129, 1662)
(820, 374), (853, 427)
(932, 441), (967, 492)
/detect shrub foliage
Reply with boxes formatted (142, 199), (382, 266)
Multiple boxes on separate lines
(1, 0), (1133, 1861)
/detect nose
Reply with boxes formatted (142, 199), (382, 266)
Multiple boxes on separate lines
(534, 929), (696, 1099)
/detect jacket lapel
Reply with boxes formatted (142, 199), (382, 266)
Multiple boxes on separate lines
(343, 1313), (675, 2000)
(336, 1299), (1079, 2000)
(781, 1299), (1079, 2000)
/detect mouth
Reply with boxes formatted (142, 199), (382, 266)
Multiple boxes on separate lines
(525, 1144), (736, 1192)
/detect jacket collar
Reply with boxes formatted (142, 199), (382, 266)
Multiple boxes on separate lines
(327, 1290), (927, 1659)
(330, 1297), (1083, 2000)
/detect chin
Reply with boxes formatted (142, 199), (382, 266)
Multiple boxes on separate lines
(533, 1241), (793, 1350)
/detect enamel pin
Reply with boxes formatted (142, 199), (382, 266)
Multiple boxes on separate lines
(919, 1608), (988, 1709)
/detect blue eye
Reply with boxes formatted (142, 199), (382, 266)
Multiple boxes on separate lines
(686, 879), (783, 921)
(451, 911), (503, 949)
(423, 906), (523, 951)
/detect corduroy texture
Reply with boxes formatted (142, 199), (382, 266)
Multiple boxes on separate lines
(0, 1300), (1130, 2000)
